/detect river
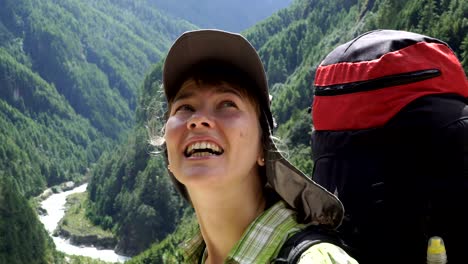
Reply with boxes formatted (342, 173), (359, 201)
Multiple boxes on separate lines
(38, 183), (131, 263)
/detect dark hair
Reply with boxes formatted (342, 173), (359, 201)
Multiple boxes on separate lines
(168, 60), (259, 108)
(164, 60), (270, 202)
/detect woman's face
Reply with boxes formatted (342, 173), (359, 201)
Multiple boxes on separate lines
(164, 79), (263, 192)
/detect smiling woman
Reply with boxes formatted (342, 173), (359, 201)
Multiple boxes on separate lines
(151, 29), (357, 264)
(165, 64), (264, 195)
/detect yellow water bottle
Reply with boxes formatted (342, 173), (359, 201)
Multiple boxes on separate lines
(427, 236), (447, 264)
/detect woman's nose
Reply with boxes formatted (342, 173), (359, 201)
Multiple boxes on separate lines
(187, 112), (214, 129)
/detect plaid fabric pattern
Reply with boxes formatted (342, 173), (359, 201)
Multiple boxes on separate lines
(183, 230), (205, 264)
(182, 200), (358, 264)
(183, 200), (306, 264)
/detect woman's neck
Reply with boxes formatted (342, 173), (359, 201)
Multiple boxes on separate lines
(190, 186), (266, 264)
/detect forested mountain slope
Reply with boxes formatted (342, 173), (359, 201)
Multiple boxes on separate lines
(0, 0), (195, 196)
(121, 0), (467, 261)
(86, 61), (187, 256)
(0, 176), (59, 264)
(0, 0), (194, 261)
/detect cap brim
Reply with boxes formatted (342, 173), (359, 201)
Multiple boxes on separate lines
(163, 29), (269, 107)
(266, 139), (344, 229)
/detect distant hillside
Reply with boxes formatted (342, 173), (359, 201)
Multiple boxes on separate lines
(86, 61), (187, 256)
(0, 0), (195, 195)
(0, 0), (194, 261)
(148, 0), (293, 32)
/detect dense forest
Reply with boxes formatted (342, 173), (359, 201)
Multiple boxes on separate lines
(0, 0), (193, 262)
(0, 175), (58, 264)
(1, 0), (466, 262)
(0, 0), (195, 195)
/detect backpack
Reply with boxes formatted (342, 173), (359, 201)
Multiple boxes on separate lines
(273, 225), (352, 263)
(310, 30), (468, 263)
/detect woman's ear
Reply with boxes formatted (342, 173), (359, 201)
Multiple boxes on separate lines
(257, 156), (265, 166)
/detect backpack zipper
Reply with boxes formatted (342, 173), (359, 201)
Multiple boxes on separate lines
(315, 69), (441, 96)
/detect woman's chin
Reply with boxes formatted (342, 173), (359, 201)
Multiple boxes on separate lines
(178, 167), (227, 185)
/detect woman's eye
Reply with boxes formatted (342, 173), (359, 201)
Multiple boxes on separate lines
(174, 104), (194, 113)
(220, 100), (237, 109)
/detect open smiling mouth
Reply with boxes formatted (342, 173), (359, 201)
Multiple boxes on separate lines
(184, 141), (224, 158)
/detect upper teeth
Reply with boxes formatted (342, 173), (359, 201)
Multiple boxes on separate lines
(186, 141), (223, 156)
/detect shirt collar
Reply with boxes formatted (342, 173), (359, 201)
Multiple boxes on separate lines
(182, 200), (307, 264)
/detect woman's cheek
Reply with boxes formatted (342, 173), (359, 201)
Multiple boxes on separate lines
(165, 116), (183, 136)
(165, 116), (187, 153)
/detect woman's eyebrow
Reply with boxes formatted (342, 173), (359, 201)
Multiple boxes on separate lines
(173, 90), (195, 102)
(216, 85), (243, 98)
(173, 84), (244, 103)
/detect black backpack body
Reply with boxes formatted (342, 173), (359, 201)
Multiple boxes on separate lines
(273, 225), (353, 263)
(310, 30), (468, 263)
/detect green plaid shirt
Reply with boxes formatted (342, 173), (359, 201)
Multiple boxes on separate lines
(182, 200), (358, 264)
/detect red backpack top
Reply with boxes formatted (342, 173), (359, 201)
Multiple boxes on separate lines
(313, 29), (468, 131)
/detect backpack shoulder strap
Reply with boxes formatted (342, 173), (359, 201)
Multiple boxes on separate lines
(272, 226), (349, 264)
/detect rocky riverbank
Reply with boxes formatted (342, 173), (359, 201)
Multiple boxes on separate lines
(38, 183), (130, 262)
(53, 191), (118, 250)
(35, 181), (77, 217)
(55, 227), (117, 249)
(36, 181), (85, 213)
